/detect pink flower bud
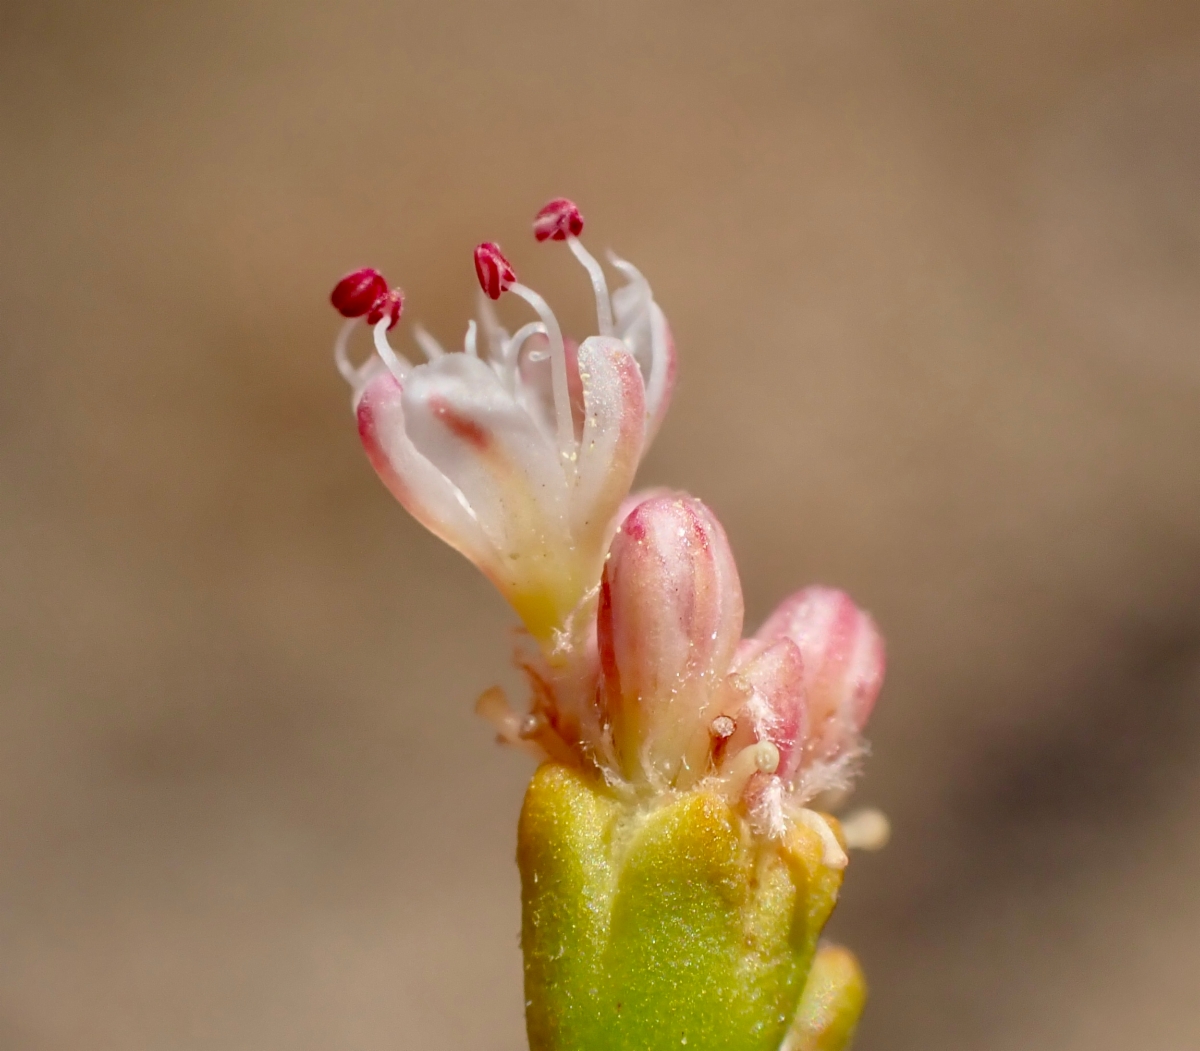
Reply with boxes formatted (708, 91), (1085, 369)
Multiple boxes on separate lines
(330, 267), (388, 318)
(366, 286), (405, 330)
(533, 197), (584, 242)
(598, 495), (744, 787)
(755, 586), (885, 761)
(725, 636), (807, 785)
(474, 242), (516, 300)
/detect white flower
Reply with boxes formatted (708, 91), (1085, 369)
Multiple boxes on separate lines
(331, 199), (676, 645)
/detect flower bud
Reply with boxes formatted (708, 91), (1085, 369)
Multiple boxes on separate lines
(598, 495), (744, 787)
(330, 267), (388, 318)
(755, 587), (885, 761)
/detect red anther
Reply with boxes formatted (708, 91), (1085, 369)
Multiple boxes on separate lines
(366, 286), (405, 330)
(533, 197), (584, 242)
(331, 267), (388, 318)
(474, 242), (517, 300)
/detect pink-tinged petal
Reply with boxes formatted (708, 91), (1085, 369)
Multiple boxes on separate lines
(401, 354), (577, 637)
(756, 586), (885, 760)
(613, 487), (674, 536)
(643, 305), (676, 446)
(598, 495), (744, 787)
(725, 637), (807, 785)
(570, 336), (646, 558)
(356, 370), (494, 569)
(609, 256), (677, 447)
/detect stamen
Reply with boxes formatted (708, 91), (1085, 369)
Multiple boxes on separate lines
(464, 319), (478, 357)
(412, 324), (446, 361)
(533, 198), (584, 242)
(567, 237), (613, 337)
(474, 241), (575, 465)
(373, 317), (412, 381)
(532, 199), (613, 337)
(501, 321), (548, 390)
(508, 283), (576, 467)
(367, 287), (405, 330)
(474, 242), (516, 301)
(330, 267), (387, 318)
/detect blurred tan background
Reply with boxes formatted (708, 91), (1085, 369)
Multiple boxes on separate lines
(2, 1), (1199, 1048)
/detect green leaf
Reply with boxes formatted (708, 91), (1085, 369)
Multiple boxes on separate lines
(518, 763), (845, 1051)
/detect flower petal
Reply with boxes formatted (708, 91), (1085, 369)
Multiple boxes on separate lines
(401, 353), (578, 637)
(610, 255), (677, 447)
(356, 370), (494, 568)
(570, 336), (646, 559)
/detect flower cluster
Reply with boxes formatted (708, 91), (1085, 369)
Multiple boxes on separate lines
(332, 199), (883, 856)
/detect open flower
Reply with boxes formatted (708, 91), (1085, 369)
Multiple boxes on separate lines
(332, 199), (675, 645)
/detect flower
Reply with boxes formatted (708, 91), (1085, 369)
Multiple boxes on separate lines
(332, 199), (676, 645)
(331, 200), (884, 847)
(332, 200), (888, 1051)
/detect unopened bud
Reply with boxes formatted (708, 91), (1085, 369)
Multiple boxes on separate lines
(533, 197), (584, 242)
(598, 494), (744, 787)
(756, 586), (885, 760)
(474, 241), (517, 300)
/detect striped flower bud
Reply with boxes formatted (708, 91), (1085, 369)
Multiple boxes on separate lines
(755, 586), (885, 764)
(598, 494), (744, 788)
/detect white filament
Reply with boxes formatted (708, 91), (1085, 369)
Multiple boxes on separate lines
(372, 318), (412, 381)
(464, 319), (478, 357)
(509, 282), (576, 467)
(567, 235), (613, 337)
(501, 321), (548, 392)
(333, 318), (364, 386)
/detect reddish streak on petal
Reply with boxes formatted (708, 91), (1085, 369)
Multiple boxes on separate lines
(430, 396), (490, 450)
(621, 510), (647, 541)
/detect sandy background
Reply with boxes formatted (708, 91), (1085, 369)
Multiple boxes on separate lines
(2, 1), (1199, 1048)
